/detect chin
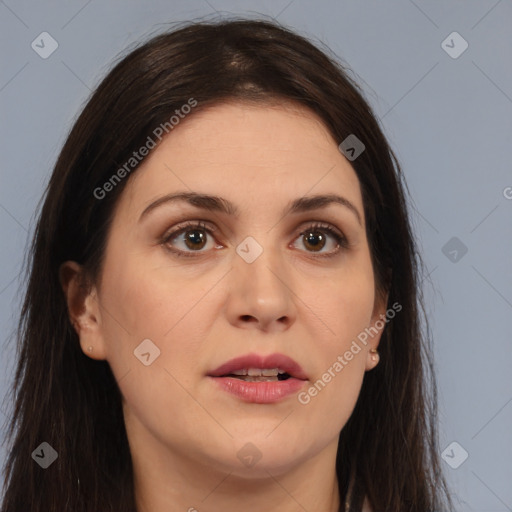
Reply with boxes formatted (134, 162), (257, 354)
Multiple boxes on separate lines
(227, 454), (306, 480)
(216, 436), (314, 478)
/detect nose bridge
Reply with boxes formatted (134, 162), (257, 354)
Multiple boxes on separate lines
(232, 231), (292, 310)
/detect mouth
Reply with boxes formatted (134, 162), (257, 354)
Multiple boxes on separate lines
(208, 353), (308, 381)
(207, 353), (308, 403)
(220, 368), (293, 382)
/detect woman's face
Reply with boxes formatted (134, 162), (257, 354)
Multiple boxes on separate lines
(68, 101), (386, 478)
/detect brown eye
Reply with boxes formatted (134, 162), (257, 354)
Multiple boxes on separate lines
(293, 222), (348, 257)
(162, 221), (219, 257)
(181, 228), (207, 250)
(302, 230), (327, 252)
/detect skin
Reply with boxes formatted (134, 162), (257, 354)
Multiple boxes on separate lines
(60, 101), (387, 512)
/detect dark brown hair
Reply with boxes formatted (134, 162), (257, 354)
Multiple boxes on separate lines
(1, 17), (453, 511)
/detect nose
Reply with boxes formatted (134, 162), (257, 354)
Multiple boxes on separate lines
(224, 237), (297, 333)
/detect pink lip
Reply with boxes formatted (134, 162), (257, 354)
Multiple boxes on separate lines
(207, 353), (308, 404)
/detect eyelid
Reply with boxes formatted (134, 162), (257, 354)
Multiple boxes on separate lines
(161, 220), (217, 239)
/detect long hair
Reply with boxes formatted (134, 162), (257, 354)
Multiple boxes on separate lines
(1, 17), (453, 511)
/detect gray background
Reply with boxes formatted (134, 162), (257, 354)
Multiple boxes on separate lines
(1, 1), (511, 510)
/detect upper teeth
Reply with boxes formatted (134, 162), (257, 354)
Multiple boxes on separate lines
(231, 368), (286, 377)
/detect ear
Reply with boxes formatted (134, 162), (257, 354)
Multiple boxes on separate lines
(364, 285), (390, 372)
(59, 261), (107, 360)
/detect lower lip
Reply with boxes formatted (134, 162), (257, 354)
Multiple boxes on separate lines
(209, 376), (306, 403)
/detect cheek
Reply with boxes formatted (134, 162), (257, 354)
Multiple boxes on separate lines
(293, 257), (375, 428)
(96, 256), (215, 443)
(306, 256), (376, 345)
(100, 248), (213, 337)
(97, 249), (225, 387)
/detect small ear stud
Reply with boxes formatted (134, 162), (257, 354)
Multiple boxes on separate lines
(87, 346), (93, 352)
(370, 348), (379, 362)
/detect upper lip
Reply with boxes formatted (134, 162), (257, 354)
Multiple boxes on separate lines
(208, 353), (308, 380)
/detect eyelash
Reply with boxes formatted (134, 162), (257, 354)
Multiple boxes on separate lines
(160, 220), (349, 259)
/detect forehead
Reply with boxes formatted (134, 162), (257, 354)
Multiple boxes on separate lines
(164, 100), (340, 162)
(119, 101), (363, 220)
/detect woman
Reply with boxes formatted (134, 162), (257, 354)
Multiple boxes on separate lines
(0, 18), (453, 511)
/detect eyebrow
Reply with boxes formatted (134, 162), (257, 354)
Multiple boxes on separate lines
(139, 191), (362, 225)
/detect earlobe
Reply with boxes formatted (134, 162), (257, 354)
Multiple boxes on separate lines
(59, 261), (107, 360)
(367, 347), (380, 369)
(365, 346), (381, 372)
